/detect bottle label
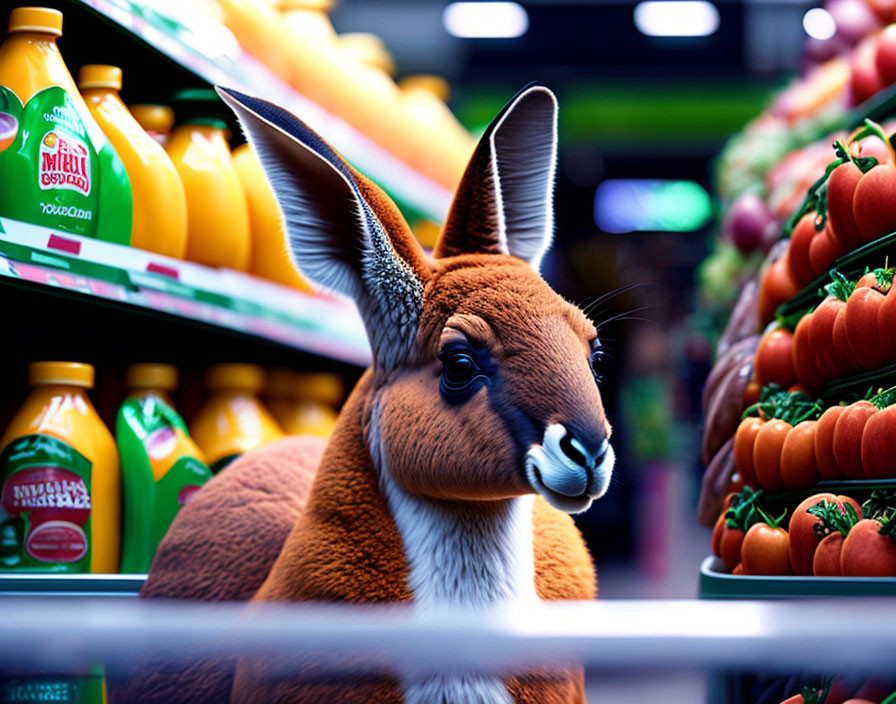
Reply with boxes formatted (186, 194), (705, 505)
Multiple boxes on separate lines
(0, 434), (92, 572)
(0, 85), (132, 244)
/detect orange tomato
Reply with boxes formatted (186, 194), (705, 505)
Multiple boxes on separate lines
(753, 419), (792, 492)
(792, 313), (824, 391)
(734, 417), (764, 489)
(741, 522), (791, 575)
(755, 328), (797, 388)
(779, 420), (819, 491)
(815, 405), (847, 480)
(832, 400), (878, 478)
(861, 404), (896, 479)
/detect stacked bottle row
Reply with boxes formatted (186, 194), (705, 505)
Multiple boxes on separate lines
(0, 7), (310, 290)
(0, 361), (342, 574)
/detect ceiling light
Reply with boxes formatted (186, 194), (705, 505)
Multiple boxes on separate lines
(803, 8), (836, 41)
(443, 2), (529, 39)
(634, 1), (720, 38)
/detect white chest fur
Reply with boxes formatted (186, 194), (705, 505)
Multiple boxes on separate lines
(368, 403), (537, 704)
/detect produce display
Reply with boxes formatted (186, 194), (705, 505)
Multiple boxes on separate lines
(771, 677), (896, 704)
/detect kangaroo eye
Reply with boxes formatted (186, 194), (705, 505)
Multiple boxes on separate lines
(590, 340), (607, 379)
(438, 348), (487, 403)
(444, 352), (476, 385)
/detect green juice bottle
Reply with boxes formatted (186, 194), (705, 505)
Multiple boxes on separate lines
(0, 7), (131, 242)
(117, 364), (211, 573)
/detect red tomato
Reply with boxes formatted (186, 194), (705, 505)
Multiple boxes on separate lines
(810, 298), (846, 380)
(851, 132), (896, 166)
(807, 225), (843, 278)
(734, 417), (764, 489)
(850, 35), (887, 105)
(753, 419), (792, 492)
(759, 259), (800, 325)
(813, 531), (845, 576)
(754, 328), (797, 388)
(876, 23), (896, 84)
(841, 518), (896, 576)
(853, 163), (896, 243)
(789, 492), (862, 576)
(815, 405), (848, 479)
(861, 404), (896, 478)
(832, 302), (862, 377)
(878, 284), (896, 362)
(712, 511), (726, 557)
(826, 162), (865, 251)
(742, 380), (761, 407)
(741, 522), (791, 575)
(779, 420), (819, 491)
(792, 313), (825, 390)
(845, 285), (887, 369)
(786, 213), (819, 287)
(833, 400), (879, 478)
(719, 526), (744, 572)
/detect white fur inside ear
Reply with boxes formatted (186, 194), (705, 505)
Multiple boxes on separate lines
(490, 86), (557, 271)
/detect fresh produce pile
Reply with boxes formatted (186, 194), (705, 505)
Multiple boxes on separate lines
(711, 486), (896, 576)
(773, 677), (896, 704)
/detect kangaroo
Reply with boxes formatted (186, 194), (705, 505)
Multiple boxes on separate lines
(131, 84), (615, 704)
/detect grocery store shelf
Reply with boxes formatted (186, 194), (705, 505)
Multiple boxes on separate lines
(0, 573), (144, 598)
(2, 598), (896, 676)
(72, 0), (454, 223)
(0, 217), (371, 367)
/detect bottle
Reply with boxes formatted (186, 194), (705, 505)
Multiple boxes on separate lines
(129, 103), (175, 145)
(0, 7), (132, 243)
(79, 66), (188, 259)
(166, 89), (250, 270)
(190, 364), (284, 472)
(266, 369), (342, 437)
(117, 364), (212, 573)
(231, 142), (311, 291)
(0, 362), (119, 573)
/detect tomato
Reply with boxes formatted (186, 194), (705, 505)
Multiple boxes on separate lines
(826, 162), (865, 251)
(788, 492), (862, 575)
(711, 512), (726, 557)
(877, 23), (896, 84)
(851, 35), (887, 105)
(878, 283), (896, 363)
(759, 259), (800, 325)
(861, 404), (896, 478)
(845, 285), (887, 370)
(813, 531), (845, 576)
(832, 302), (862, 377)
(851, 132), (896, 166)
(754, 328), (797, 388)
(753, 419), (792, 492)
(833, 400), (878, 478)
(731, 562), (744, 575)
(734, 417), (764, 489)
(810, 298), (845, 380)
(719, 526), (744, 572)
(841, 518), (896, 576)
(779, 420), (819, 491)
(807, 224), (843, 278)
(741, 522), (791, 575)
(815, 405), (848, 479)
(743, 380), (761, 407)
(854, 163), (896, 243)
(786, 212), (819, 287)
(792, 313), (824, 390)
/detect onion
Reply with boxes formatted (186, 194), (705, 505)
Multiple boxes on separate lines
(722, 193), (775, 254)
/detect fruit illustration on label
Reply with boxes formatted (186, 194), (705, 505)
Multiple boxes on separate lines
(38, 129), (91, 195)
(0, 111), (16, 152)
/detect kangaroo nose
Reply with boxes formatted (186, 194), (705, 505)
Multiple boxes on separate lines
(559, 429), (608, 469)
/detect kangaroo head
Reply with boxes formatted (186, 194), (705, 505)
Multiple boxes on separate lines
(219, 84), (613, 514)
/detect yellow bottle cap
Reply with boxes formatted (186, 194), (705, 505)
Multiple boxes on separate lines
(205, 364), (264, 393)
(129, 104), (175, 133)
(77, 64), (122, 91)
(294, 372), (343, 406)
(125, 363), (178, 392)
(279, 0), (333, 10)
(338, 33), (395, 75)
(265, 368), (297, 399)
(399, 75), (451, 102)
(29, 361), (93, 388)
(8, 7), (62, 36)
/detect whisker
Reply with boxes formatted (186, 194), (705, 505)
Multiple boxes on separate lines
(579, 282), (649, 317)
(595, 305), (657, 329)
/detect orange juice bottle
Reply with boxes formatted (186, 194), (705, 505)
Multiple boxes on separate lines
(117, 364), (211, 573)
(166, 90), (250, 270)
(231, 142), (311, 291)
(129, 103), (174, 145)
(79, 66), (188, 259)
(0, 362), (119, 573)
(265, 369), (342, 437)
(190, 364), (284, 472)
(0, 7), (132, 243)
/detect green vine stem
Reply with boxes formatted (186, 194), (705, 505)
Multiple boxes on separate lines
(880, 690), (896, 704)
(849, 118), (896, 165)
(822, 270), (855, 303)
(808, 499), (859, 537)
(862, 489), (896, 520)
(869, 384), (896, 410)
(725, 486), (764, 532)
(755, 505), (787, 530)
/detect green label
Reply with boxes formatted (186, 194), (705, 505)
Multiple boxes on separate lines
(117, 396), (211, 573)
(0, 671), (104, 703)
(0, 434), (92, 573)
(0, 86), (131, 244)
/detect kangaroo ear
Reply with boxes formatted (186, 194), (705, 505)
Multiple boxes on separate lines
(434, 84), (557, 271)
(217, 87), (430, 370)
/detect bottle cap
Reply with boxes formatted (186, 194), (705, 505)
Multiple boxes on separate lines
(125, 363), (178, 391)
(77, 64), (122, 91)
(29, 361), (93, 388)
(129, 104), (174, 133)
(205, 364), (264, 393)
(294, 372), (343, 406)
(8, 7), (62, 36)
(171, 89), (230, 130)
(399, 75), (450, 102)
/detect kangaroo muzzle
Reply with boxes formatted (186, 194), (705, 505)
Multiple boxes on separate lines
(524, 423), (614, 514)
